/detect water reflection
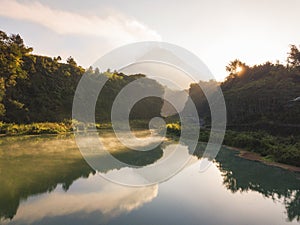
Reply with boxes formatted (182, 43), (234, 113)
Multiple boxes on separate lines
(0, 133), (299, 224)
(0, 133), (164, 222)
(214, 148), (300, 222)
(0, 135), (94, 220)
(6, 175), (158, 225)
(191, 143), (300, 222)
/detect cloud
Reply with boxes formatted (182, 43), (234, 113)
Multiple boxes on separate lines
(0, 0), (161, 43)
(4, 175), (158, 224)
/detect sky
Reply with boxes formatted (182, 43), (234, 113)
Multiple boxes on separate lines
(1, 0), (300, 81)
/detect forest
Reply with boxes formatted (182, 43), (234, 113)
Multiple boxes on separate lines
(189, 50), (300, 135)
(0, 30), (299, 166)
(0, 30), (163, 125)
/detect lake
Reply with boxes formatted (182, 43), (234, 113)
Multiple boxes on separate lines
(0, 132), (299, 225)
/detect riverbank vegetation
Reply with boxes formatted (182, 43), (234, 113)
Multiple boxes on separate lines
(167, 123), (300, 167)
(0, 122), (72, 135)
(0, 119), (155, 136)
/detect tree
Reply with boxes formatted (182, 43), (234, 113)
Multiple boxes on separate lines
(66, 56), (77, 66)
(0, 31), (32, 118)
(287, 45), (300, 69)
(226, 59), (247, 79)
(54, 56), (62, 62)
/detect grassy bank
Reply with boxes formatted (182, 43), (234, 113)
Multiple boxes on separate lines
(167, 123), (300, 167)
(0, 120), (152, 136)
(0, 122), (74, 135)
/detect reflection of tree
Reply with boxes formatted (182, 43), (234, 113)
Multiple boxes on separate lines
(0, 136), (94, 220)
(213, 148), (300, 222)
(0, 134), (165, 221)
(85, 143), (164, 173)
(111, 146), (163, 167)
(0, 157), (93, 220)
(286, 191), (300, 222)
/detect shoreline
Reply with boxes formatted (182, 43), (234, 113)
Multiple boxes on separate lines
(1, 126), (300, 173)
(224, 145), (300, 173)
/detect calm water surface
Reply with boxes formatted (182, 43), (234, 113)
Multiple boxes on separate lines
(0, 132), (299, 225)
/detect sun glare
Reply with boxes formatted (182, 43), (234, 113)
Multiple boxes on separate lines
(236, 66), (243, 73)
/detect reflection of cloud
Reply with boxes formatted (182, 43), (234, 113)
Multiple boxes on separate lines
(0, 0), (160, 43)
(5, 175), (158, 224)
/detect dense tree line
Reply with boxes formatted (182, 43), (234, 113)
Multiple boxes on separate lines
(0, 31), (163, 123)
(189, 45), (300, 135)
(1, 30), (299, 135)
